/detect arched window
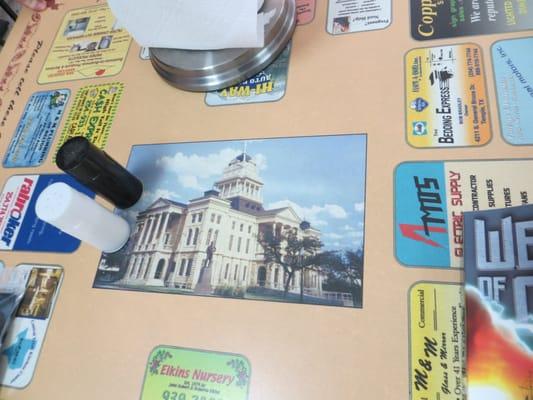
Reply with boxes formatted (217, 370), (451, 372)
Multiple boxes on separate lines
(237, 237), (242, 252)
(228, 235), (234, 251)
(186, 229), (193, 245)
(193, 228), (199, 245)
(213, 230), (219, 244)
(186, 259), (193, 276)
(240, 223), (244, 232)
(233, 265), (239, 281)
(245, 238), (250, 254)
(274, 268), (279, 285)
(206, 229), (213, 245)
(224, 263), (230, 279)
(154, 259), (165, 279)
(243, 266), (247, 281)
(179, 259), (187, 276)
(257, 266), (266, 287)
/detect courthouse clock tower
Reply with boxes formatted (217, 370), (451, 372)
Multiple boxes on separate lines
(214, 153), (265, 213)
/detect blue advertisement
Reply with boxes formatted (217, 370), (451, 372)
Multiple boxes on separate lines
(3, 90), (70, 168)
(492, 37), (533, 145)
(0, 174), (93, 252)
(394, 161), (450, 268)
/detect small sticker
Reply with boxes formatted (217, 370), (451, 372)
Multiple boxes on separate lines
(410, 0), (533, 41)
(492, 37), (533, 145)
(394, 159), (533, 268)
(206, 44), (291, 106)
(296, 0), (316, 25)
(3, 90), (70, 168)
(0, 174), (94, 253)
(327, 0), (391, 34)
(38, 5), (132, 83)
(141, 346), (251, 400)
(409, 282), (466, 400)
(0, 265), (63, 388)
(405, 44), (491, 148)
(54, 83), (123, 158)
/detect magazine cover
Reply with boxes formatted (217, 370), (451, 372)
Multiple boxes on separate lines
(464, 204), (533, 400)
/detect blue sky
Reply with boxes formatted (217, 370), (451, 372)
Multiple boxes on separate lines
(124, 134), (366, 251)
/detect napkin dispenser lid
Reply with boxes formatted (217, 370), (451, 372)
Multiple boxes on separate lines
(150, 0), (296, 92)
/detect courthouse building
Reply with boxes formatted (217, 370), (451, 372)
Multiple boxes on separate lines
(115, 153), (325, 297)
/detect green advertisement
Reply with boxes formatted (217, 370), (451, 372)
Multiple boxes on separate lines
(141, 346), (251, 400)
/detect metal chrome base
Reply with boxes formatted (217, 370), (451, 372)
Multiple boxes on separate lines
(149, 0), (296, 92)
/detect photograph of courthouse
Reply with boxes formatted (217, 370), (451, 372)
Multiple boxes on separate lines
(95, 135), (366, 307)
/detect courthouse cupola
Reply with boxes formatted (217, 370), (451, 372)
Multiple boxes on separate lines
(214, 153), (264, 209)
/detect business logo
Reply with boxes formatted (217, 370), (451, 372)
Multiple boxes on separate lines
(2, 328), (36, 370)
(399, 176), (447, 248)
(412, 121), (428, 136)
(410, 97), (429, 112)
(0, 177), (34, 248)
(149, 349), (172, 375)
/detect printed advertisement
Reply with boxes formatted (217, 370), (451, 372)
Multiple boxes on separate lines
(327, 0), (391, 34)
(4, 90), (70, 168)
(296, 0), (316, 25)
(0, 265), (63, 388)
(54, 83), (123, 157)
(463, 205), (533, 400)
(141, 346), (251, 400)
(0, 174), (93, 252)
(492, 37), (533, 145)
(395, 159), (532, 268)
(0, 12), (43, 127)
(409, 282), (466, 400)
(405, 44), (491, 148)
(38, 5), (131, 83)
(205, 44), (291, 106)
(410, 0), (533, 40)
(94, 134), (366, 309)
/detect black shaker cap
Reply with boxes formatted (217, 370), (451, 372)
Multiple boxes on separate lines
(56, 136), (143, 209)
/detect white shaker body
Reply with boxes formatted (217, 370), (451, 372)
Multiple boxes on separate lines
(35, 182), (131, 253)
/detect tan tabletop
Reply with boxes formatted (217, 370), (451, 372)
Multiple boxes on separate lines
(0, 1), (531, 399)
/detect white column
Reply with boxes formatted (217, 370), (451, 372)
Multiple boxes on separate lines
(137, 220), (148, 249)
(139, 258), (148, 279)
(152, 213), (163, 242)
(158, 213), (170, 243)
(146, 215), (158, 244)
(148, 260), (157, 279)
(126, 256), (136, 277)
(141, 217), (152, 245)
(132, 258), (141, 278)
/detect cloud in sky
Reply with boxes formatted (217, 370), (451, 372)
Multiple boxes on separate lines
(124, 135), (365, 252)
(267, 200), (348, 227)
(156, 148), (268, 190)
(254, 153), (268, 171)
(156, 148), (241, 190)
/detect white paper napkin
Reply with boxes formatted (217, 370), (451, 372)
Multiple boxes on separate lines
(107, 0), (268, 50)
